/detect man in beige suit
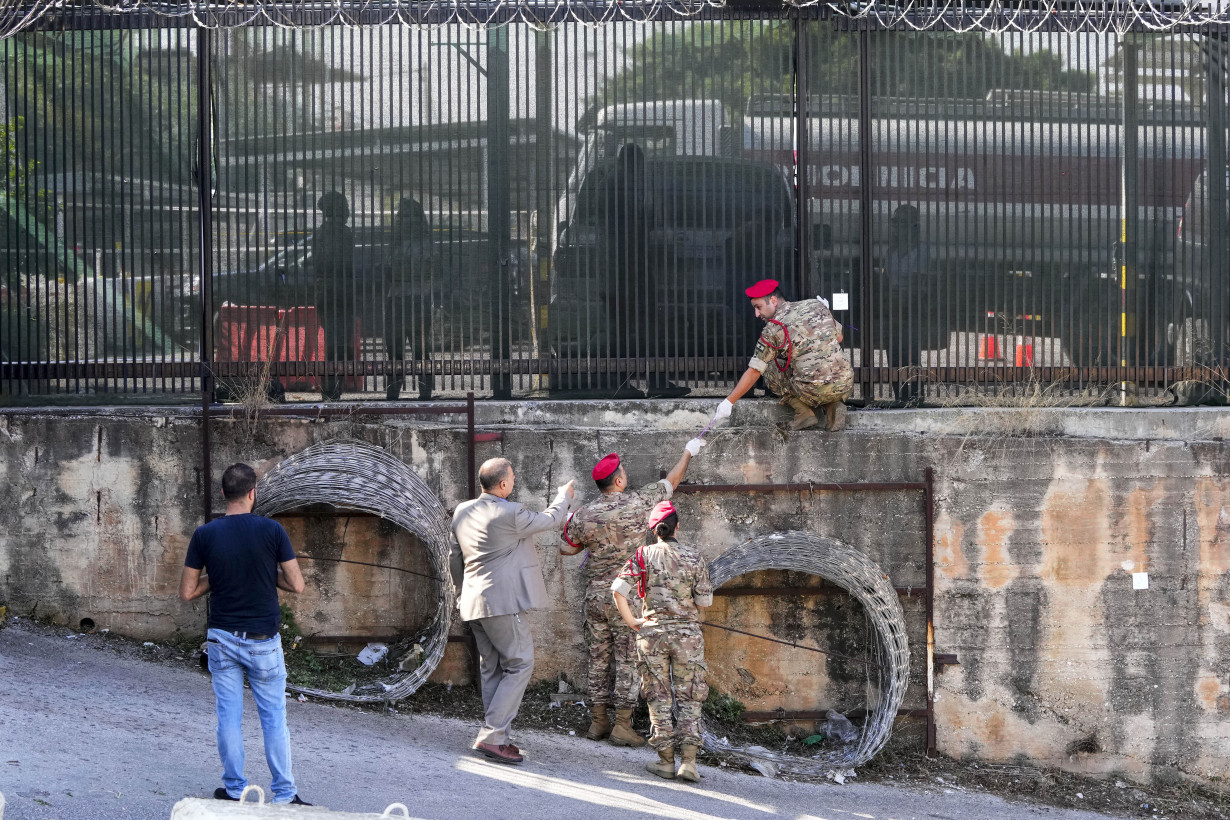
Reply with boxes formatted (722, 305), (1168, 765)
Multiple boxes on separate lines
(450, 457), (577, 764)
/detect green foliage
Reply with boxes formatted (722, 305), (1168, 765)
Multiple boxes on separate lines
(278, 604), (396, 693)
(168, 629), (205, 656)
(590, 21), (794, 127)
(279, 603), (302, 639)
(590, 26), (1093, 127)
(2, 32), (194, 184)
(703, 688), (746, 724)
(0, 116), (42, 205)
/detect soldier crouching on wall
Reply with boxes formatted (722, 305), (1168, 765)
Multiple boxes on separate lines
(711, 278), (854, 432)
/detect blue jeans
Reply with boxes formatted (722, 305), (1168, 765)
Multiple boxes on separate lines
(206, 628), (296, 803)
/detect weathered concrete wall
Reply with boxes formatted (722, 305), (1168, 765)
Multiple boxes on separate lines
(2, 401), (1229, 784)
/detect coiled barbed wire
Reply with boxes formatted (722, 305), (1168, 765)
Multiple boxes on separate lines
(5, 0), (1230, 38)
(255, 438), (455, 704)
(702, 531), (911, 775)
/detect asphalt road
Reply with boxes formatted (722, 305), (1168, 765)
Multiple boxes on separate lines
(0, 619), (1120, 820)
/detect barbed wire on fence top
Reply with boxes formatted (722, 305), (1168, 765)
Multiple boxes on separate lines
(824, 0), (1230, 34)
(8, 0), (1230, 37)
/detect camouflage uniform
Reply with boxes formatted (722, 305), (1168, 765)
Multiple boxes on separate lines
(750, 298), (853, 408)
(564, 479), (673, 709)
(611, 538), (713, 751)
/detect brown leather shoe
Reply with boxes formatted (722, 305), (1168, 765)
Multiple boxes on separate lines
(474, 742), (524, 764)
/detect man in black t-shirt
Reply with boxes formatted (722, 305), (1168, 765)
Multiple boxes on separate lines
(179, 463), (311, 806)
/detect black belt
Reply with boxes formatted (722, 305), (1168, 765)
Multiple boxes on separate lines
(228, 631), (272, 641)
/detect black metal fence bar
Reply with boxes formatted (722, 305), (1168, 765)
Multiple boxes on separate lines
(3, 16), (1229, 405)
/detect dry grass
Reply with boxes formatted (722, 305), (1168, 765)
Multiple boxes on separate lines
(928, 373), (1112, 438)
(212, 329), (282, 442)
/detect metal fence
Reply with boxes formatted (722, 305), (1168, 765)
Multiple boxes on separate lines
(2, 14), (1228, 404)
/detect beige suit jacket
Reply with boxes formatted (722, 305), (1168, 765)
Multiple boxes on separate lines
(450, 487), (575, 622)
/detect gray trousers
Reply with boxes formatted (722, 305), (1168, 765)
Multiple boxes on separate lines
(470, 612), (534, 746)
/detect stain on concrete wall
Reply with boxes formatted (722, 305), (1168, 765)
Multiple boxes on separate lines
(1, 404), (1228, 784)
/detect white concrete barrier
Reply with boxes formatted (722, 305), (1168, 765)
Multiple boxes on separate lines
(170, 787), (418, 820)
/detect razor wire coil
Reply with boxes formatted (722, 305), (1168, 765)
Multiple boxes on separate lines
(6, 0), (1230, 38)
(255, 438), (455, 704)
(702, 531), (911, 775)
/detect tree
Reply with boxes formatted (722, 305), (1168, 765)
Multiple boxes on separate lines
(587, 25), (1093, 126)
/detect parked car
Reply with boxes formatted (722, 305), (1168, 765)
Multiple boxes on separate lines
(210, 224), (528, 349)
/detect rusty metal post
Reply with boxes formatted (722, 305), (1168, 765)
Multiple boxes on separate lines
(466, 391), (476, 499)
(925, 465), (936, 756)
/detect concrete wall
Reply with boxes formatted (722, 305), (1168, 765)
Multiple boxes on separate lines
(2, 401), (1229, 784)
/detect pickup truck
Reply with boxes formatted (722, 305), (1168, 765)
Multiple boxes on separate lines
(549, 154), (794, 389)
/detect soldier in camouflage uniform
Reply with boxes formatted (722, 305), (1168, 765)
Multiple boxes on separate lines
(611, 499), (712, 783)
(710, 278), (853, 432)
(560, 441), (705, 747)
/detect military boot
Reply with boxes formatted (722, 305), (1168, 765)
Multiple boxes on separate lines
(823, 401), (848, 432)
(646, 746), (676, 779)
(676, 744), (701, 783)
(784, 397), (819, 431)
(608, 708), (646, 747)
(585, 704), (612, 741)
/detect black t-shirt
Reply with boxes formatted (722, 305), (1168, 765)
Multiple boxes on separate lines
(184, 513), (296, 636)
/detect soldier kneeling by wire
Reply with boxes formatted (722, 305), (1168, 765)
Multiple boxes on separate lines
(611, 500), (713, 783)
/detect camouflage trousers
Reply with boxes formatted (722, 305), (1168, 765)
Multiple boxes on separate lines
(763, 364), (853, 409)
(636, 622), (708, 751)
(584, 580), (640, 709)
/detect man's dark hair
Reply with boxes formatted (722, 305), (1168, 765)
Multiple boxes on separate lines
(478, 458), (513, 492)
(651, 513), (678, 540)
(221, 463), (258, 501)
(595, 466), (622, 492)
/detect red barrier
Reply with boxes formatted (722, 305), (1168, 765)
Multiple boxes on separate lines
(215, 305), (329, 391)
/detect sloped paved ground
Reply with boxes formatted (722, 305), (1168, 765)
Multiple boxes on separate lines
(0, 620), (1119, 820)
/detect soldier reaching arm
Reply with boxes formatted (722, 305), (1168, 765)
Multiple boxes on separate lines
(711, 278), (854, 432)
(560, 438), (705, 747)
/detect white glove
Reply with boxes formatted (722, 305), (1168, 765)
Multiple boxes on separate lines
(713, 399), (733, 421)
(816, 295), (831, 309)
(685, 438), (706, 457)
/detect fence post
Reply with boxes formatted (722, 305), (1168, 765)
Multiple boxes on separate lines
(487, 25), (512, 399)
(532, 28), (553, 394)
(1117, 36), (1140, 405)
(197, 26), (214, 522)
(858, 27), (874, 401)
(794, 11), (811, 300)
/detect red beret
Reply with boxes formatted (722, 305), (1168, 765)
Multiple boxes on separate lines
(592, 453), (621, 481)
(744, 279), (779, 299)
(647, 500), (676, 529)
